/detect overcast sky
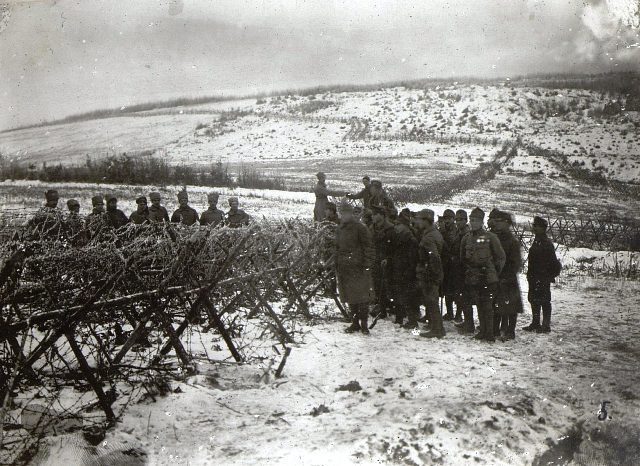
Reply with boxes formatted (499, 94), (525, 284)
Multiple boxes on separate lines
(1, 0), (639, 131)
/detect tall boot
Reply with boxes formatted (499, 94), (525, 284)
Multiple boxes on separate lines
(345, 305), (361, 333)
(474, 305), (486, 339)
(484, 303), (495, 342)
(523, 304), (541, 331)
(443, 295), (455, 320)
(359, 304), (370, 335)
(454, 298), (463, 322)
(507, 314), (517, 338)
(538, 303), (551, 333)
(458, 304), (475, 333)
(492, 313), (500, 337)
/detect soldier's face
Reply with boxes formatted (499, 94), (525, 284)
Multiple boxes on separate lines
(46, 198), (59, 208)
(469, 217), (484, 231)
(151, 198), (161, 207)
(455, 216), (467, 227)
(340, 211), (353, 222)
(137, 202), (147, 213)
(492, 218), (509, 232)
(69, 205), (80, 214)
(94, 204), (105, 213)
(229, 200), (239, 210)
(209, 197), (218, 208)
(363, 178), (370, 187)
(179, 198), (188, 207)
(443, 216), (454, 227)
(107, 200), (117, 210)
(532, 225), (546, 235)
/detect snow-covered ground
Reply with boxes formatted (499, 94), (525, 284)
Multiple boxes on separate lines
(30, 273), (640, 465)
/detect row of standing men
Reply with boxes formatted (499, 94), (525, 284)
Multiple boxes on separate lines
(317, 174), (561, 341)
(27, 189), (252, 243)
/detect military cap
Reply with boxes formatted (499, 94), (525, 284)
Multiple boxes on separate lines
(488, 208), (501, 219)
(177, 190), (188, 201)
(149, 192), (161, 201)
(228, 196), (239, 204)
(370, 205), (386, 216)
(45, 189), (59, 201)
(370, 180), (382, 188)
(533, 216), (548, 229)
(494, 210), (513, 223)
(325, 201), (337, 213)
(470, 207), (485, 219)
(207, 192), (220, 202)
(105, 195), (117, 203)
(66, 199), (79, 208)
(135, 196), (147, 205)
(362, 175), (371, 181)
(455, 209), (468, 219)
(338, 201), (354, 212)
(91, 195), (104, 206)
(316, 172), (326, 179)
(442, 209), (455, 219)
(399, 208), (413, 218)
(415, 209), (435, 222)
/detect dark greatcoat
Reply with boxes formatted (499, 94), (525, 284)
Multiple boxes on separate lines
(527, 233), (559, 304)
(200, 207), (225, 226)
(370, 219), (395, 301)
(171, 206), (199, 226)
(494, 228), (524, 315)
(335, 218), (375, 305)
(390, 221), (420, 303)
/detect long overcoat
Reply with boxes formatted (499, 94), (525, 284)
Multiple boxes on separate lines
(335, 218), (375, 305)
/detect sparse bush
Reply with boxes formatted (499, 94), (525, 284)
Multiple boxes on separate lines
(236, 166), (287, 190)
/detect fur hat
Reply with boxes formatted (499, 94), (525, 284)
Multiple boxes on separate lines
(66, 199), (79, 208)
(455, 209), (468, 220)
(136, 196), (147, 205)
(91, 195), (104, 206)
(149, 192), (161, 201)
(415, 209), (435, 222)
(442, 209), (455, 219)
(207, 192), (219, 202)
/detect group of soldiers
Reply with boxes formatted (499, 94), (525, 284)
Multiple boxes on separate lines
(27, 188), (252, 244)
(316, 172), (562, 341)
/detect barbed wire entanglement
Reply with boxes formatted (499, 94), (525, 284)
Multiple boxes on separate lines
(0, 217), (343, 464)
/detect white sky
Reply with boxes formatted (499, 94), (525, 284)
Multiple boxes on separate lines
(0, 0), (639, 130)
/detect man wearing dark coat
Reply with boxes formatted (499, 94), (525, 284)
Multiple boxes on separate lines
(346, 175), (372, 209)
(200, 192), (225, 226)
(460, 207), (506, 342)
(171, 190), (199, 226)
(225, 197), (251, 228)
(28, 189), (65, 240)
(368, 180), (395, 212)
(105, 196), (130, 229)
(414, 209), (446, 338)
(64, 199), (88, 246)
(129, 196), (150, 225)
(148, 192), (170, 223)
(452, 209), (471, 328)
(369, 205), (395, 318)
(86, 195), (107, 240)
(314, 172), (344, 222)
(391, 208), (420, 328)
(336, 202), (375, 335)
(491, 211), (524, 341)
(439, 209), (457, 321)
(524, 216), (561, 333)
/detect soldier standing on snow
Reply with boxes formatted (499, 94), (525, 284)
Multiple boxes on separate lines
(129, 196), (150, 225)
(491, 211), (524, 341)
(148, 192), (170, 223)
(27, 189), (65, 240)
(313, 172), (345, 222)
(336, 202), (375, 335)
(225, 197), (251, 228)
(414, 209), (446, 338)
(346, 175), (372, 210)
(64, 199), (87, 246)
(171, 189), (199, 226)
(391, 208), (420, 328)
(439, 209), (457, 321)
(523, 216), (561, 333)
(452, 209), (472, 330)
(369, 205), (395, 319)
(200, 192), (225, 226)
(460, 207), (505, 342)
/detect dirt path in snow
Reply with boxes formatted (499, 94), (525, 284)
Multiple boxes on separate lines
(36, 276), (640, 465)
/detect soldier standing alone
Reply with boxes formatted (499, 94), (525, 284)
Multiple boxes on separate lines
(523, 216), (561, 333)
(336, 202), (375, 335)
(460, 207), (505, 342)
